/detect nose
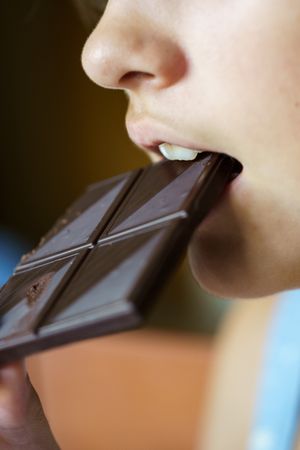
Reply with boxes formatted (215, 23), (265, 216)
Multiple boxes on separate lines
(81, 8), (187, 92)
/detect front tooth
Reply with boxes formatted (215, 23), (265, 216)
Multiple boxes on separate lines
(159, 143), (198, 161)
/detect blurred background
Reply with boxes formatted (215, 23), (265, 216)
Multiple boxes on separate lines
(0, 1), (232, 448)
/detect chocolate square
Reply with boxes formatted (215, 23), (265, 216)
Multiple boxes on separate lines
(0, 253), (84, 343)
(18, 171), (140, 267)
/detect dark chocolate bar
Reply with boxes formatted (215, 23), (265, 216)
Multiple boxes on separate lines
(0, 153), (236, 362)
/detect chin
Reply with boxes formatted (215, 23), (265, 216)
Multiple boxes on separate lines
(188, 240), (248, 300)
(187, 227), (290, 300)
(187, 171), (300, 299)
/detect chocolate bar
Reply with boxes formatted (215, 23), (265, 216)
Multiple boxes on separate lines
(0, 153), (237, 362)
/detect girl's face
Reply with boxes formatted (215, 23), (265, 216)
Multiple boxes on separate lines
(82, 0), (300, 298)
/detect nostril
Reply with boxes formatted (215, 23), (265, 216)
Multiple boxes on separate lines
(119, 71), (155, 87)
(81, 15), (188, 91)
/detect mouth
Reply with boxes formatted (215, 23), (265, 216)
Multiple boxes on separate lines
(126, 121), (243, 180)
(157, 143), (243, 179)
(132, 138), (218, 163)
(158, 143), (206, 161)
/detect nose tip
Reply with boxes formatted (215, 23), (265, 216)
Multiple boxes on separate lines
(81, 15), (187, 91)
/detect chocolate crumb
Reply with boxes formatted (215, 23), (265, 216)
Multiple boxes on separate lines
(26, 273), (53, 306)
(38, 236), (47, 247)
(20, 248), (37, 264)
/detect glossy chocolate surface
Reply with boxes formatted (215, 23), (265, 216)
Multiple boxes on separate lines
(0, 153), (235, 362)
(19, 171), (140, 266)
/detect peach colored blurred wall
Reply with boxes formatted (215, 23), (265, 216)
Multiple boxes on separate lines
(27, 331), (212, 450)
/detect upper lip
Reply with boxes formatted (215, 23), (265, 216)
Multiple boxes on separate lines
(126, 116), (244, 178)
(126, 117), (220, 157)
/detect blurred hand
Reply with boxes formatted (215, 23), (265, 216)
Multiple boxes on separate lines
(0, 361), (59, 449)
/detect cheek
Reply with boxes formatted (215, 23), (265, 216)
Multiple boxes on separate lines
(231, 39), (300, 149)
(183, 3), (300, 297)
(187, 6), (300, 155)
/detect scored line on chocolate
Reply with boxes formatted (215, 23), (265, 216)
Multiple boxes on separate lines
(16, 205), (189, 273)
(14, 243), (94, 273)
(15, 170), (143, 271)
(97, 211), (188, 244)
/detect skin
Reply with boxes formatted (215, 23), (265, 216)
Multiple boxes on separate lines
(0, 362), (59, 449)
(82, 0), (300, 299)
(2, 0), (300, 447)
